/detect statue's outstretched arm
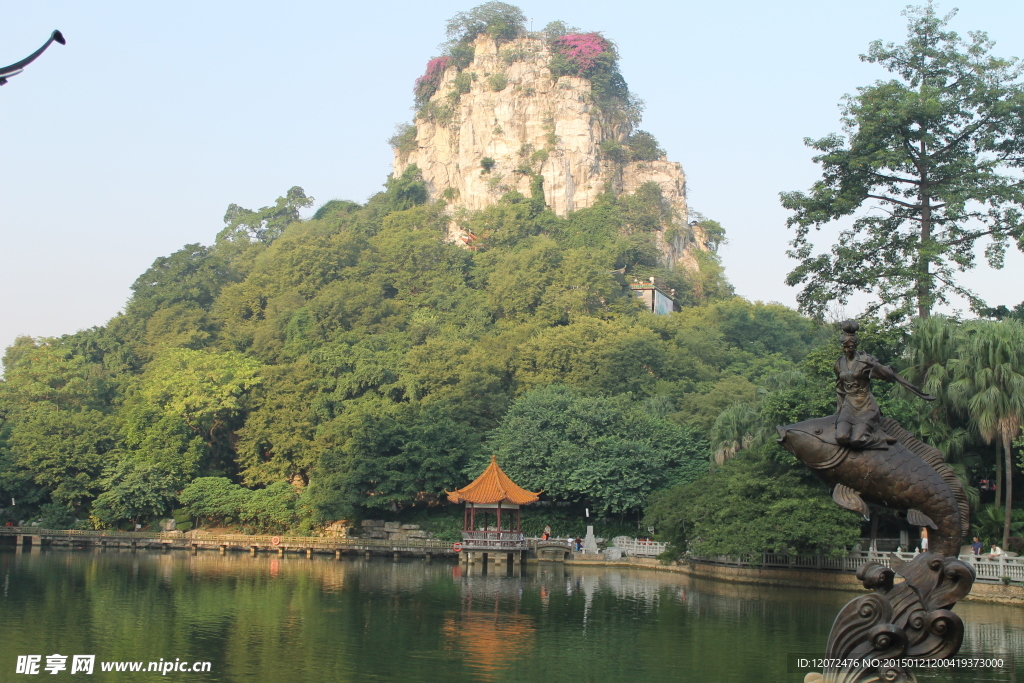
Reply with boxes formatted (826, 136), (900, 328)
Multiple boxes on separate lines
(865, 356), (936, 401)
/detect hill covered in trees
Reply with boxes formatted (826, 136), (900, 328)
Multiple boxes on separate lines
(7, 3), (1018, 557)
(0, 163), (814, 534)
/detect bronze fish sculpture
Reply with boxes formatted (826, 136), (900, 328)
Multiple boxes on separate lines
(777, 415), (969, 557)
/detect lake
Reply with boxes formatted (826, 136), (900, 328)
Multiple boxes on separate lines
(1, 550), (1020, 682)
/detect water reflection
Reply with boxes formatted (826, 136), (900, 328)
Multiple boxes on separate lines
(0, 549), (1019, 682)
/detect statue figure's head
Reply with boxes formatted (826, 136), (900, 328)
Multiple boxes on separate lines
(840, 320), (859, 357)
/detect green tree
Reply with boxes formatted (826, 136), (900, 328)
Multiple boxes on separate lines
(487, 386), (707, 515)
(307, 401), (478, 520)
(948, 319), (1024, 549)
(445, 2), (526, 45)
(6, 404), (117, 509)
(645, 454), (862, 557)
(625, 130), (665, 162)
(972, 503), (1024, 546)
(141, 348), (262, 473)
(217, 187), (313, 247)
(782, 5), (1024, 319)
(91, 460), (180, 528)
(239, 482), (299, 533)
(708, 402), (760, 466)
(178, 477), (250, 527)
(127, 244), (233, 319)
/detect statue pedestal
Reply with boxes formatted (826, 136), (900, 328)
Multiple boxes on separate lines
(583, 525), (599, 554)
(810, 552), (975, 683)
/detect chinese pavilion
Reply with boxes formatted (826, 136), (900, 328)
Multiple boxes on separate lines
(446, 455), (540, 565)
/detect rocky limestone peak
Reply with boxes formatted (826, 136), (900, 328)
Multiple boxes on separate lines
(392, 33), (708, 269)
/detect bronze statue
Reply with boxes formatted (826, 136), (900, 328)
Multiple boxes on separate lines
(777, 320), (974, 683)
(833, 320), (934, 449)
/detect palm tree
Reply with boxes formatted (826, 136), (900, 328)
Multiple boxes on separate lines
(949, 320), (1024, 549)
(903, 315), (963, 401)
(709, 402), (759, 467)
(973, 504), (1024, 546)
(903, 316), (983, 508)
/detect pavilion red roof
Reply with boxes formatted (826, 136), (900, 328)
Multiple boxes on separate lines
(446, 456), (541, 505)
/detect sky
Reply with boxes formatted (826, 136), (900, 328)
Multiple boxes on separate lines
(3, 0), (1024, 356)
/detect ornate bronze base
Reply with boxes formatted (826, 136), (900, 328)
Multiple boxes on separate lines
(805, 552), (975, 683)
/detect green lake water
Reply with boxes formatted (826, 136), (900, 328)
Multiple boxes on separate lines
(0, 550), (1020, 682)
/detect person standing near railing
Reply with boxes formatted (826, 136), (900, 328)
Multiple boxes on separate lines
(972, 537), (983, 556)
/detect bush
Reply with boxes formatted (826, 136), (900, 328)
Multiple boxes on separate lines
(453, 71), (473, 95)
(488, 72), (508, 91)
(240, 482), (298, 534)
(480, 157), (496, 173)
(387, 123), (418, 158)
(414, 56), (451, 106)
(417, 101), (456, 125)
(500, 46), (528, 64)
(599, 139), (627, 164)
(550, 33), (612, 77)
(37, 502), (74, 530)
(626, 130), (665, 162)
(448, 43), (476, 70)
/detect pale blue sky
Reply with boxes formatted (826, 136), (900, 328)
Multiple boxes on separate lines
(3, 1), (1023, 354)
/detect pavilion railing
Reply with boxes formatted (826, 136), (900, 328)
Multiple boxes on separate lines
(460, 530), (527, 550)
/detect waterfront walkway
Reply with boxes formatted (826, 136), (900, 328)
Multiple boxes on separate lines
(0, 527), (457, 559)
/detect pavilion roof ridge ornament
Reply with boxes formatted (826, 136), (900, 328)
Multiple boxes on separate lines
(446, 455), (541, 506)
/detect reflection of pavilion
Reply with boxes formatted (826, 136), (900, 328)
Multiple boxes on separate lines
(441, 607), (535, 680)
(447, 456), (539, 567)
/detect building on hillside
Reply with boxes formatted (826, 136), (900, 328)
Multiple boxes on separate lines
(446, 455), (540, 566)
(630, 277), (675, 315)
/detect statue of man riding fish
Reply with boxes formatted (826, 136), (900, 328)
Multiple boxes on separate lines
(777, 321), (975, 683)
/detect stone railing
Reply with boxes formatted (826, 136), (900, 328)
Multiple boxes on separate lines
(0, 527), (174, 539)
(688, 550), (1024, 584)
(612, 537), (668, 558)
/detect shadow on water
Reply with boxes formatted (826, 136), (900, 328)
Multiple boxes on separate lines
(0, 549), (1019, 682)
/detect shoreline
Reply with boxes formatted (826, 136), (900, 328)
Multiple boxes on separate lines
(563, 555), (1024, 605)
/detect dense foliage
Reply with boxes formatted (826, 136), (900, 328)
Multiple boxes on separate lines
(645, 454), (863, 557)
(0, 147), (762, 534)
(486, 386), (708, 515)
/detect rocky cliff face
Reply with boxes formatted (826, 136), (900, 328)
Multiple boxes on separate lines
(392, 34), (707, 269)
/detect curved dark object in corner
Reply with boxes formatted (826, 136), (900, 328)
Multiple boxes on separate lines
(0, 30), (66, 86)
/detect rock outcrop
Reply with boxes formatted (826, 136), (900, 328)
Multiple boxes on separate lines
(392, 34), (707, 269)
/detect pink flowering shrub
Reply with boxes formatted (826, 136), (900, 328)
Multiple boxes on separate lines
(414, 56), (452, 105)
(551, 33), (610, 74)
